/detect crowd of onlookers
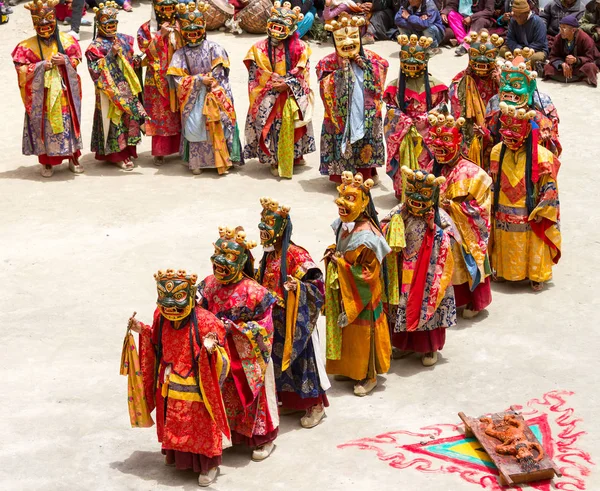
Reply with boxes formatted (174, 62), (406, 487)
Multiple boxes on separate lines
(299, 0), (600, 85)
(2, 0), (599, 85)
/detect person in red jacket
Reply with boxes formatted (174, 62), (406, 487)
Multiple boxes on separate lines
(543, 14), (599, 86)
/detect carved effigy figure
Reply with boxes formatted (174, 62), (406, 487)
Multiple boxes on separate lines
(167, 2), (242, 175)
(484, 47), (561, 167)
(86, 2), (147, 171)
(198, 227), (280, 462)
(12, 0), (84, 178)
(448, 30), (504, 166)
(382, 167), (457, 367)
(480, 415), (545, 472)
(317, 13), (388, 183)
(243, 1), (315, 179)
(489, 102), (561, 291)
(324, 172), (391, 397)
(137, 0), (184, 165)
(255, 198), (330, 428)
(384, 34), (448, 199)
(427, 111), (493, 318)
(127, 269), (230, 487)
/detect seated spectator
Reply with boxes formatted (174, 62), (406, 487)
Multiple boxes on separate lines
(503, 0), (548, 66)
(395, 0), (445, 47)
(367, 0), (401, 40)
(544, 14), (599, 85)
(441, 0), (496, 56)
(290, 0), (317, 38)
(580, 0), (600, 55)
(495, 0), (539, 33)
(540, 0), (583, 47)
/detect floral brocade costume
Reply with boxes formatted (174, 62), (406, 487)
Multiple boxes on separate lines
(12, 32), (83, 165)
(437, 158), (493, 311)
(168, 40), (242, 173)
(257, 244), (330, 410)
(137, 21), (183, 156)
(86, 33), (146, 163)
(325, 219), (392, 381)
(448, 69), (499, 165)
(384, 76), (448, 199)
(243, 35), (315, 176)
(138, 307), (230, 473)
(489, 144), (561, 283)
(316, 50), (388, 180)
(199, 276), (280, 446)
(383, 206), (457, 353)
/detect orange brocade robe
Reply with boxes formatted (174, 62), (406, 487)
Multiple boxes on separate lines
(325, 219), (392, 381)
(139, 307), (230, 459)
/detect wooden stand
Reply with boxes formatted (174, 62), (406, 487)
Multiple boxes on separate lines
(458, 411), (562, 486)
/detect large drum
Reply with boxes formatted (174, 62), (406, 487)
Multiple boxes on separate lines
(238, 0), (272, 34)
(205, 0), (233, 31)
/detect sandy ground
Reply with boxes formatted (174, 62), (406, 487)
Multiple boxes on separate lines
(1, 4), (599, 491)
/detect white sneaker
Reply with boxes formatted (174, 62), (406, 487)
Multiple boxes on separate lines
(40, 164), (54, 178)
(251, 441), (275, 461)
(300, 404), (326, 429)
(421, 351), (438, 367)
(353, 378), (377, 397)
(68, 159), (84, 174)
(198, 467), (218, 487)
(462, 308), (480, 319)
(191, 168), (203, 175)
(67, 30), (80, 41)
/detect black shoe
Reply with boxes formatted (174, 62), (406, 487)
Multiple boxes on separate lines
(455, 45), (467, 56)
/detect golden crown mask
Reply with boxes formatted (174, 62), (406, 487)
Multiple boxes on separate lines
(271, 1), (304, 21)
(24, 0), (59, 12)
(499, 102), (536, 120)
(402, 166), (446, 189)
(339, 171), (374, 193)
(259, 197), (291, 218)
(217, 226), (257, 250)
(93, 1), (119, 19)
(324, 13), (366, 32)
(497, 47), (538, 80)
(466, 30), (504, 48)
(397, 33), (434, 49)
(154, 269), (198, 285)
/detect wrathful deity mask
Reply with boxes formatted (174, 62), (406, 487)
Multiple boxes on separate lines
(465, 30), (504, 77)
(498, 102), (536, 151)
(154, 269), (198, 322)
(176, 2), (209, 46)
(154, 0), (178, 24)
(94, 1), (119, 38)
(267, 1), (303, 42)
(25, 0), (58, 39)
(498, 48), (538, 109)
(402, 166), (445, 216)
(258, 197), (290, 247)
(398, 34), (433, 79)
(211, 227), (256, 285)
(335, 172), (374, 223)
(427, 112), (465, 164)
(325, 13), (365, 59)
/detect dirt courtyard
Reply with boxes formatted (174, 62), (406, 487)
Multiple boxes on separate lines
(0, 4), (598, 490)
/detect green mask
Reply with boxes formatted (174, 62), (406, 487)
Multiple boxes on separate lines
(154, 269), (198, 322)
(258, 198), (290, 248)
(211, 227), (256, 285)
(499, 50), (538, 109)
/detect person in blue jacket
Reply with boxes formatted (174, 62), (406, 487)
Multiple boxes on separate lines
(395, 0), (445, 47)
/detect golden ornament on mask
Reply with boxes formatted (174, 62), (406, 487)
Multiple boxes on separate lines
(217, 226), (257, 250)
(498, 101), (536, 120)
(324, 12), (365, 32)
(154, 268), (198, 285)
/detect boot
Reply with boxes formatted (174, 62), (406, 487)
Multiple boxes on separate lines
(252, 441), (275, 461)
(300, 404), (326, 429)
(198, 467), (219, 487)
(353, 378), (377, 397)
(421, 351), (438, 367)
(40, 164), (54, 178)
